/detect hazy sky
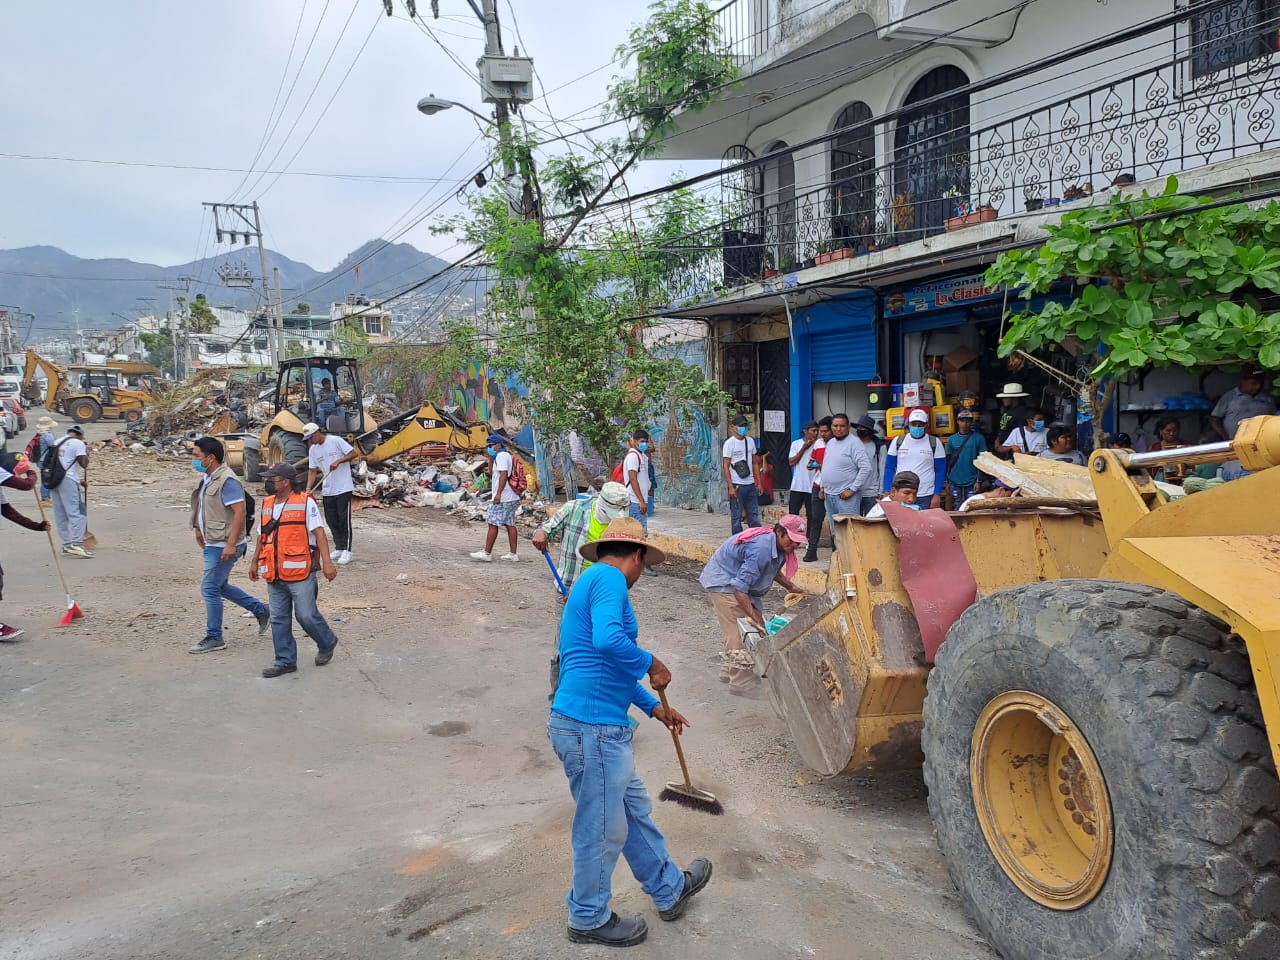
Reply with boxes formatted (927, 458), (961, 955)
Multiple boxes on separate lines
(1, 1), (693, 271)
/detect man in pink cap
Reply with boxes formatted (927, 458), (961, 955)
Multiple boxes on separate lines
(698, 514), (809, 695)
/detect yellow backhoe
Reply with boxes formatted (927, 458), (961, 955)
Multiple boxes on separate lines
(21, 349), (161, 424)
(757, 416), (1280, 960)
(224, 356), (537, 492)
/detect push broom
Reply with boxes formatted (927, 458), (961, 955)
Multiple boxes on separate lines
(656, 689), (724, 816)
(33, 488), (85, 625)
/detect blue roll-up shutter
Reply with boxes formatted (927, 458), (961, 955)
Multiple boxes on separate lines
(809, 326), (876, 382)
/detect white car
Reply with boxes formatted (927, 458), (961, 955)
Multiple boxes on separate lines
(0, 404), (15, 440)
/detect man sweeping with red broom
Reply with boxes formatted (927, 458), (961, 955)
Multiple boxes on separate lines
(0, 452), (52, 640)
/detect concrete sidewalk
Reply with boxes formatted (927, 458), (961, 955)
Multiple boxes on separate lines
(644, 500), (832, 594)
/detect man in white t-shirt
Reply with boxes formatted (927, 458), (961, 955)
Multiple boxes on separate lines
(721, 413), (760, 534)
(998, 408), (1050, 457)
(50, 424), (93, 558)
(622, 427), (657, 577)
(883, 410), (947, 510)
(787, 418), (820, 531)
(303, 422), (358, 565)
(471, 433), (522, 562)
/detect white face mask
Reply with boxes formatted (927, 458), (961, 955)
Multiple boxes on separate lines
(595, 500), (616, 524)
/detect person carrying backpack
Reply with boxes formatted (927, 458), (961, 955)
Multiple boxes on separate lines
(883, 410), (947, 510)
(45, 424), (93, 558)
(27, 416), (58, 504)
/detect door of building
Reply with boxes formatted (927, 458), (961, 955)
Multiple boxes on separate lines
(757, 338), (792, 496)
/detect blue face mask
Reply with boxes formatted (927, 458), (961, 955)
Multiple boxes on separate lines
(486, 445), (496, 457)
(736, 426), (748, 437)
(637, 441), (649, 453)
(1032, 420), (1046, 432)
(192, 458), (207, 474)
(908, 425), (926, 439)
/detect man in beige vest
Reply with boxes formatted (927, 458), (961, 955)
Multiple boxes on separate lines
(189, 436), (269, 655)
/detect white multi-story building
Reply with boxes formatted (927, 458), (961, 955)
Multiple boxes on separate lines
(330, 295), (392, 344)
(656, 0), (1280, 478)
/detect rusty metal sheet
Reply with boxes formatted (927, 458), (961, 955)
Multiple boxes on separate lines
(882, 503), (977, 664)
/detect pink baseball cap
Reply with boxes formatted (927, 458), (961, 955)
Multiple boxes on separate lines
(777, 514), (809, 545)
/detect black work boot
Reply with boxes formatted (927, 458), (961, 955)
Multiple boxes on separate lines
(659, 857), (713, 921)
(567, 912), (647, 947)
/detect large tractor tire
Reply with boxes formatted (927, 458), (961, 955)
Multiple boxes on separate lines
(70, 397), (103, 424)
(266, 430), (308, 473)
(124, 408), (143, 426)
(923, 580), (1280, 960)
(243, 444), (262, 483)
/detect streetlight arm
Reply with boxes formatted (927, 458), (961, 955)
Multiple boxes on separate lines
(417, 95), (492, 125)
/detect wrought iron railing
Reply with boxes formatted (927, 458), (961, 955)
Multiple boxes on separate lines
(662, 44), (1280, 309)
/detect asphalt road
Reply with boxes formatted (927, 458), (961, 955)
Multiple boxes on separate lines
(0, 418), (998, 960)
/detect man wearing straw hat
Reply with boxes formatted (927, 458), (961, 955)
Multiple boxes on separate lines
(32, 415), (58, 504)
(548, 517), (712, 947)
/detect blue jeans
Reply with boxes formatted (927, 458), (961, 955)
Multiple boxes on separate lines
(628, 501), (648, 534)
(728, 482), (759, 534)
(267, 574), (338, 667)
(826, 491), (861, 547)
(949, 482), (975, 508)
(547, 712), (685, 930)
(202, 544), (266, 639)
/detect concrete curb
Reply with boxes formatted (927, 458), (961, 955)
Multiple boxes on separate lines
(650, 530), (829, 595)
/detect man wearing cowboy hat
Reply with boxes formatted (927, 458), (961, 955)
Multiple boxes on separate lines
(699, 514), (810, 694)
(532, 480), (631, 595)
(995, 382), (1030, 441)
(548, 517), (711, 947)
(31, 415), (59, 504)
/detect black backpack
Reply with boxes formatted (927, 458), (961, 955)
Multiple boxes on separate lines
(41, 438), (71, 490)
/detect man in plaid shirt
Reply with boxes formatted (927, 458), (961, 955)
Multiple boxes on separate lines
(532, 481), (630, 593)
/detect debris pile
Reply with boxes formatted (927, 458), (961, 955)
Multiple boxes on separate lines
(81, 436), (188, 485)
(349, 456), (550, 526)
(136, 369), (272, 439)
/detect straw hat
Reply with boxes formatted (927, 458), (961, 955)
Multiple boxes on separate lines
(996, 382), (1029, 398)
(578, 516), (666, 567)
(36, 415), (57, 434)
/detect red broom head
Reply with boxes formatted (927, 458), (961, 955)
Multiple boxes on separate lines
(58, 601), (85, 626)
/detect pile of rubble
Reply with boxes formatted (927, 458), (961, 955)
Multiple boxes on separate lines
(136, 369), (273, 440)
(81, 436), (188, 485)
(351, 455), (550, 527)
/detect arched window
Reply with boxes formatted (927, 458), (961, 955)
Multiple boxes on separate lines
(764, 141), (796, 270)
(720, 144), (763, 282)
(830, 102), (875, 247)
(893, 66), (970, 240)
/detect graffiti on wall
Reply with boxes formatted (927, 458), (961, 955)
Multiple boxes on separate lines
(648, 340), (726, 514)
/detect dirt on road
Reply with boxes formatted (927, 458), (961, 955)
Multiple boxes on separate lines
(0, 419), (997, 960)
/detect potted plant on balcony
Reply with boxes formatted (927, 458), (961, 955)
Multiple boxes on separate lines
(945, 197), (999, 232)
(942, 184), (968, 218)
(760, 251), (779, 280)
(779, 253), (798, 274)
(1062, 182), (1094, 203)
(1024, 186), (1045, 212)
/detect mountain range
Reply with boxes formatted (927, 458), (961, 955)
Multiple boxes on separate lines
(0, 240), (456, 336)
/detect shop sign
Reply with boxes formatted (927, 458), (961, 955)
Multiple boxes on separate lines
(886, 273), (1001, 316)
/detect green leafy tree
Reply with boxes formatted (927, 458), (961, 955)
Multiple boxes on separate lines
(139, 332), (175, 376)
(186, 297), (218, 335)
(335, 319), (371, 359)
(430, 0), (737, 467)
(986, 176), (1280, 446)
(294, 302), (311, 315)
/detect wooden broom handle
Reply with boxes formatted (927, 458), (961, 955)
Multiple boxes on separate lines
(657, 688), (692, 786)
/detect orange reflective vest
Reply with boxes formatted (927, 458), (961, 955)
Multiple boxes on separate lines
(257, 493), (316, 583)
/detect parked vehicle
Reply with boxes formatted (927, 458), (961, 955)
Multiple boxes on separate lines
(0, 396), (27, 432)
(0, 401), (16, 439)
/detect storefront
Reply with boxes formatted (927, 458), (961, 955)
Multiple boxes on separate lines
(788, 289), (878, 426)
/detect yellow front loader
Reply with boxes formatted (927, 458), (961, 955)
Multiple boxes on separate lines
(21, 349), (160, 424)
(758, 416), (1280, 960)
(229, 356), (537, 493)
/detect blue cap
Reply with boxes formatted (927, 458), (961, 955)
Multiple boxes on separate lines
(486, 434), (505, 446)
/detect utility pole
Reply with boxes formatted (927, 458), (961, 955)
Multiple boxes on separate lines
(480, 0), (518, 183)
(158, 277), (195, 379)
(273, 267), (285, 359)
(203, 200), (280, 367)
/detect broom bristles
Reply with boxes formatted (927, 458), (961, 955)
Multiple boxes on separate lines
(57, 598), (85, 627)
(658, 785), (724, 816)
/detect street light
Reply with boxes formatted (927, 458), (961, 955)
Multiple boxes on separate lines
(417, 94), (493, 125)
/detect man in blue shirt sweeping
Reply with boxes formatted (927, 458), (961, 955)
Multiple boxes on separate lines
(548, 516), (712, 947)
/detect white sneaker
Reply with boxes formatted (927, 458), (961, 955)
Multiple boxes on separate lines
(470, 550), (492, 562)
(336, 550), (352, 565)
(62, 545), (94, 559)
(499, 552), (520, 562)
(330, 549), (341, 560)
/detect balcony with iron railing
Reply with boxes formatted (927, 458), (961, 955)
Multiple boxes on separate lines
(660, 37), (1280, 310)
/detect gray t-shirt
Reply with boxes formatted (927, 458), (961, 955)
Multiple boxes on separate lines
(1212, 387), (1275, 439)
(819, 434), (873, 497)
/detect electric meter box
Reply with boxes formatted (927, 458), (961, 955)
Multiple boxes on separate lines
(478, 56), (534, 104)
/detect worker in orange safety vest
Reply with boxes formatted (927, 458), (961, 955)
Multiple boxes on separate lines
(249, 462), (339, 679)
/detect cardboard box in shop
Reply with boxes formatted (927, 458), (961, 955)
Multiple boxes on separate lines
(942, 346), (978, 372)
(945, 370), (981, 396)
